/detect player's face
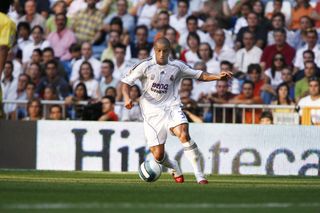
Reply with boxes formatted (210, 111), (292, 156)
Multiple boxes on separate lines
(154, 43), (170, 65)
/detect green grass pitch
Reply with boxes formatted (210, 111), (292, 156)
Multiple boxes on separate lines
(0, 170), (319, 213)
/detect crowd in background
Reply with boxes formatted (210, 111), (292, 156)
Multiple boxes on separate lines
(1, 0), (320, 124)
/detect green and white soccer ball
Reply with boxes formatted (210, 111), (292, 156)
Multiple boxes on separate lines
(138, 160), (162, 182)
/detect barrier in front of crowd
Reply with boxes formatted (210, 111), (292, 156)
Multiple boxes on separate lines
(2, 99), (318, 125)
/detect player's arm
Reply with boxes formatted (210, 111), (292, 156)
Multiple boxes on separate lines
(122, 83), (134, 109)
(198, 71), (233, 82)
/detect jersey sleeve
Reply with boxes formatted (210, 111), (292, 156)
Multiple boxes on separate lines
(121, 62), (145, 86)
(0, 18), (16, 48)
(179, 61), (203, 79)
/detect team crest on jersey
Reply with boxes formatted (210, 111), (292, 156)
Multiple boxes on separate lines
(170, 75), (174, 81)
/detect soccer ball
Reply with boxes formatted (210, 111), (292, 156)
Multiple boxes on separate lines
(138, 160), (162, 182)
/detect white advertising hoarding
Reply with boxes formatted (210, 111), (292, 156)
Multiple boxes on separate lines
(37, 121), (320, 176)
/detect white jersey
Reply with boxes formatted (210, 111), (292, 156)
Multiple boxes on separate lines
(121, 55), (203, 115)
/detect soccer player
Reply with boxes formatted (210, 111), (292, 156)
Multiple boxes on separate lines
(122, 38), (232, 184)
(0, 0), (16, 118)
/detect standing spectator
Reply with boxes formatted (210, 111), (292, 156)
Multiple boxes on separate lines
(99, 59), (119, 96)
(230, 80), (263, 124)
(98, 95), (119, 121)
(293, 28), (320, 73)
(37, 60), (70, 99)
(70, 42), (101, 84)
(130, 25), (153, 58)
(49, 105), (64, 120)
(197, 42), (219, 75)
(73, 61), (100, 100)
(18, 0), (45, 29)
(212, 29), (236, 64)
(252, 0), (271, 31)
(271, 82), (295, 113)
(295, 61), (317, 102)
(298, 77), (320, 124)
(47, 13), (77, 61)
(180, 32), (201, 67)
(72, 0), (104, 43)
(121, 85), (143, 121)
(23, 98), (43, 121)
(170, 0), (189, 36)
(236, 12), (268, 50)
(234, 31), (263, 74)
(103, 0), (135, 35)
(260, 28), (295, 70)
(290, 0), (313, 30)
(22, 25), (50, 65)
(1, 61), (17, 118)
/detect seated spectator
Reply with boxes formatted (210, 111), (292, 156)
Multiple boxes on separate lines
(150, 10), (170, 42)
(290, 0), (313, 30)
(191, 61), (214, 101)
(164, 26), (182, 59)
(45, 0), (71, 35)
(26, 62), (42, 87)
(99, 59), (119, 96)
(121, 85), (143, 122)
(180, 32), (201, 67)
(197, 42), (219, 74)
(41, 47), (68, 79)
(252, 0), (271, 31)
(259, 111), (273, 124)
(129, 25), (152, 58)
(73, 61), (100, 100)
(298, 77), (320, 124)
(169, 0), (189, 36)
(49, 104), (64, 120)
(265, 0), (292, 25)
(26, 82), (37, 101)
(23, 98), (43, 121)
(292, 16), (315, 49)
(234, 31), (263, 74)
(295, 61), (317, 102)
(17, 22), (32, 52)
(98, 95), (119, 121)
(18, 0), (45, 29)
(212, 29), (236, 64)
(37, 60), (70, 99)
(233, 2), (251, 34)
(281, 67), (296, 101)
(271, 82), (295, 113)
(229, 80), (263, 124)
(65, 82), (91, 120)
(180, 90), (203, 123)
(47, 13), (76, 61)
(131, 0), (157, 29)
(260, 28), (295, 70)
(247, 64), (264, 98)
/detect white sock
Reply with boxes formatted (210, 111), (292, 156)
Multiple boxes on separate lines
(155, 153), (182, 177)
(182, 140), (203, 176)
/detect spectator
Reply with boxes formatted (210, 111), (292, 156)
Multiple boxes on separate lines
(112, 43), (132, 81)
(17, 22), (32, 51)
(26, 82), (36, 100)
(179, 15), (207, 49)
(170, 0), (189, 36)
(247, 64), (264, 98)
(229, 80), (263, 124)
(265, 0), (292, 26)
(49, 104), (64, 120)
(293, 28), (320, 73)
(191, 61), (213, 101)
(98, 95), (119, 121)
(70, 42), (101, 84)
(293, 50), (320, 81)
(233, 2), (251, 35)
(45, 0), (71, 35)
(121, 85), (143, 122)
(292, 16), (315, 49)
(103, 0), (135, 35)
(281, 67), (296, 100)
(180, 90), (203, 123)
(18, 0), (45, 29)
(67, 0), (87, 18)
(99, 59), (119, 96)
(72, 0), (104, 43)
(25, 62), (42, 87)
(212, 29), (236, 64)
(105, 86), (117, 98)
(25, 48), (42, 72)
(47, 13), (77, 61)
(197, 42), (219, 74)
(259, 111), (273, 124)
(100, 30), (121, 61)
(22, 25), (50, 65)
(43, 85), (58, 101)
(1, 61), (17, 118)
(234, 31), (262, 74)
(260, 28), (295, 70)
(41, 47), (67, 80)
(37, 60), (70, 99)
(290, 0), (313, 30)
(252, 0), (271, 31)
(236, 12), (268, 50)
(73, 61), (100, 100)
(271, 82), (295, 113)
(180, 32), (201, 67)
(298, 77), (320, 124)
(23, 98), (43, 121)
(295, 61), (317, 102)
(164, 26), (182, 59)
(200, 0), (231, 29)
(131, 0), (157, 29)
(265, 53), (286, 90)
(130, 25), (152, 58)
(151, 10), (170, 42)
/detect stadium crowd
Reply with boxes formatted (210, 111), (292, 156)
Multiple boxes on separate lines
(1, 0), (320, 124)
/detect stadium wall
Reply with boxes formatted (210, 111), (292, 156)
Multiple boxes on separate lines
(1, 120), (319, 176)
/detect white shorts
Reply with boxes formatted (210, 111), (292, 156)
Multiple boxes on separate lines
(142, 105), (188, 147)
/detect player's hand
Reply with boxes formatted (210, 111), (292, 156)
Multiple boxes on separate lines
(124, 99), (134, 109)
(219, 71), (233, 80)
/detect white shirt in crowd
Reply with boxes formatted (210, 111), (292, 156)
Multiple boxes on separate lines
(234, 46), (263, 73)
(265, 69), (283, 89)
(213, 44), (236, 64)
(70, 57), (102, 83)
(205, 29), (234, 49)
(170, 14), (188, 36)
(179, 30), (207, 49)
(22, 40), (50, 64)
(137, 3), (157, 29)
(191, 80), (215, 101)
(73, 79), (100, 99)
(233, 16), (248, 34)
(298, 96), (320, 124)
(294, 44), (320, 70)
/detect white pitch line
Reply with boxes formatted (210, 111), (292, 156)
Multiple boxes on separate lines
(1, 202), (320, 210)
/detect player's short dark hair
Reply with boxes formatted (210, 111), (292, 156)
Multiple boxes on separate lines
(154, 37), (171, 48)
(260, 111), (273, 122)
(242, 80), (255, 89)
(247, 64), (262, 74)
(0, 0), (12, 13)
(102, 59), (114, 71)
(186, 15), (198, 25)
(102, 95), (116, 104)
